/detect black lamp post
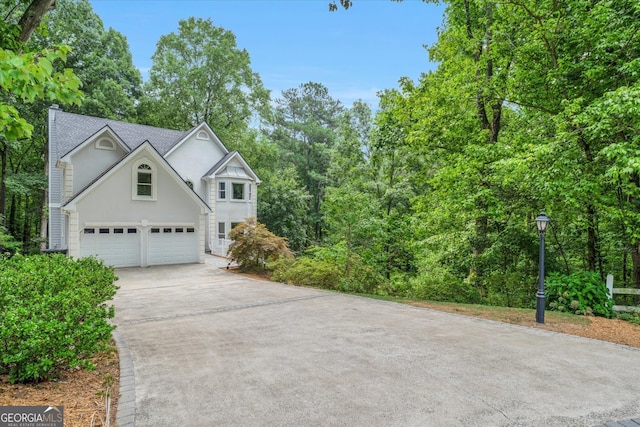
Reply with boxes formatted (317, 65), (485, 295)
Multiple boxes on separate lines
(535, 211), (550, 324)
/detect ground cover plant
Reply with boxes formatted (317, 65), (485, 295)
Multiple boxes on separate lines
(0, 254), (118, 383)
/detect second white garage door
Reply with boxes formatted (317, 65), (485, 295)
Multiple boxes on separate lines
(147, 226), (199, 266)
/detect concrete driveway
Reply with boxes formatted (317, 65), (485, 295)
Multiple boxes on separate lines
(112, 255), (640, 426)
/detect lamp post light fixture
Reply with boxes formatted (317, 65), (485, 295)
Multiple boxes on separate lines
(535, 211), (550, 324)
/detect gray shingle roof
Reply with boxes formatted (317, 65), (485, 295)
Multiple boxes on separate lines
(51, 108), (190, 158)
(203, 151), (237, 178)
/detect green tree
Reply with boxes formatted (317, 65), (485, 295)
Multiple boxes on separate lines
(323, 97), (419, 283)
(267, 82), (343, 245)
(324, 101), (378, 262)
(0, 1), (83, 242)
(326, 0), (640, 301)
(31, 0), (142, 120)
(258, 168), (311, 253)
(141, 17), (270, 142)
(504, 0), (640, 285)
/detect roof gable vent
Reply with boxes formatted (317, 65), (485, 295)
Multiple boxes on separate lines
(95, 138), (116, 151)
(196, 130), (210, 140)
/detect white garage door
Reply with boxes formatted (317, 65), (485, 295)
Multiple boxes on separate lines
(80, 227), (141, 267)
(147, 226), (199, 265)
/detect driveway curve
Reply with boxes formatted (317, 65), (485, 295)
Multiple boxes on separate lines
(112, 255), (640, 426)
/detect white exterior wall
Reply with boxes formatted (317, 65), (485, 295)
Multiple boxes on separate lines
(48, 113), (259, 263)
(74, 153), (203, 225)
(251, 182), (258, 218)
(165, 132), (227, 201)
(208, 156), (259, 256)
(198, 214), (206, 263)
(208, 180), (216, 252)
(67, 211), (80, 258)
(63, 164), (73, 201)
(71, 143), (127, 194)
(211, 178), (255, 256)
(67, 150), (207, 264)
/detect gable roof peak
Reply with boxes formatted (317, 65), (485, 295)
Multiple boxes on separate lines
(203, 150), (261, 183)
(163, 121), (230, 158)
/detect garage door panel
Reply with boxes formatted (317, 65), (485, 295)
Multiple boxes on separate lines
(148, 227), (199, 266)
(80, 227), (140, 267)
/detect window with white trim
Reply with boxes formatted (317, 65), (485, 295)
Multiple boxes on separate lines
(232, 183), (244, 200)
(218, 181), (226, 199)
(137, 164), (152, 196)
(217, 222), (226, 239)
(133, 159), (156, 200)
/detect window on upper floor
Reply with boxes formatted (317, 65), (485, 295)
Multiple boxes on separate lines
(232, 183), (244, 200)
(218, 181), (226, 199)
(196, 130), (210, 140)
(133, 159), (156, 200)
(137, 164), (152, 196)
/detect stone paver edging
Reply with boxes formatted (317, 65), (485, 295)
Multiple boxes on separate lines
(112, 330), (135, 427)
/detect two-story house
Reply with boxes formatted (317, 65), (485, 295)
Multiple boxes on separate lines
(47, 106), (259, 267)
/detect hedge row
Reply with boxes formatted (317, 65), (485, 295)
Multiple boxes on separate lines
(0, 254), (118, 383)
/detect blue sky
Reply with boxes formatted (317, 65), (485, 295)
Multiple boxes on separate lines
(90, 0), (445, 108)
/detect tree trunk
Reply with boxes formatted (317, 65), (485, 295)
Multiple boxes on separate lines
(22, 195), (30, 251)
(586, 203), (598, 271)
(40, 146), (49, 251)
(464, 1), (504, 287)
(631, 243), (640, 288)
(40, 189), (48, 251)
(0, 144), (6, 223)
(579, 136), (600, 273)
(623, 250), (628, 288)
(8, 194), (17, 237)
(17, 0), (57, 43)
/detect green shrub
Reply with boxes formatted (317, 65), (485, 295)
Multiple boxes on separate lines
(270, 256), (341, 290)
(546, 271), (613, 318)
(405, 267), (482, 304)
(336, 257), (385, 294)
(484, 270), (536, 308)
(0, 254), (118, 383)
(269, 244), (386, 294)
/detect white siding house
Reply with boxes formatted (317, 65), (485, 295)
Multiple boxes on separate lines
(47, 106), (260, 267)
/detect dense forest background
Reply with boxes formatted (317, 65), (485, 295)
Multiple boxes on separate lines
(2, 0), (640, 307)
